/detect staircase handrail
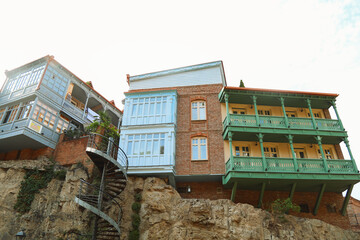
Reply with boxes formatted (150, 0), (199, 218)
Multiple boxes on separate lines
(78, 178), (122, 224)
(86, 132), (129, 172)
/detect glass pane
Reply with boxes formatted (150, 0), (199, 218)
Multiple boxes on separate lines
(153, 140), (159, 154)
(127, 141), (133, 155)
(199, 108), (206, 119)
(192, 145), (198, 160)
(200, 145), (207, 159)
(140, 140), (145, 155)
(131, 104), (137, 116)
(133, 141), (139, 155)
(191, 108), (198, 120)
(149, 103), (155, 115)
(146, 140), (152, 155)
(156, 102), (161, 114)
(160, 139), (165, 154)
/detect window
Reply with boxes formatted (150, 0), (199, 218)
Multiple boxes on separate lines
(42, 66), (68, 96)
(308, 111), (322, 118)
(258, 109), (271, 116)
(2, 104), (19, 123)
(56, 117), (69, 133)
(32, 101), (58, 129)
(130, 96), (168, 124)
(235, 146), (240, 156)
(318, 149), (333, 159)
(286, 111), (297, 117)
(233, 108), (246, 115)
(192, 137), (207, 160)
(16, 101), (34, 120)
(2, 64), (45, 94)
(191, 101), (206, 120)
(264, 147), (278, 157)
(126, 133), (165, 156)
(0, 108), (5, 122)
(294, 148), (306, 159)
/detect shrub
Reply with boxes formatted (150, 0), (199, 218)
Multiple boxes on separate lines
(270, 198), (300, 215)
(132, 202), (141, 214)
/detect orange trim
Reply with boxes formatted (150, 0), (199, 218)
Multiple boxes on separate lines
(224, 86), (339, 97)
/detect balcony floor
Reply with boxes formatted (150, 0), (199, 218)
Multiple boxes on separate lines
(223, 170), (360, 193)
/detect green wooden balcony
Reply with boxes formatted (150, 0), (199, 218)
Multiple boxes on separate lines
(224, 114), (343, 131)
(223, 156), (360, 193)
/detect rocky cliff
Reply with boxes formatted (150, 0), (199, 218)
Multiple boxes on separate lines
(0, 159), (359, 240)
(0, 158), (92, 239)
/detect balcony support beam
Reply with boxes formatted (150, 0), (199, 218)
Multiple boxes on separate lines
(258, 182), (266, 208)
(231, 181), (238, 202)
(313, 183), (326, 215)
(257, 133), (267, 171)
(82, 93), (90, 118)
(252, 96), (260, 126)
(280, 97), (289, 127)
(316, 136), (329, 172)
(287, 135), (298, 171)
(344, 137), (358, 171)
(289, 182), (297, 201)
(331, 100), (344, 130)
(225, 93), (230, 126)
(306, 99), (317, 130)
(341, 184), (354, 216)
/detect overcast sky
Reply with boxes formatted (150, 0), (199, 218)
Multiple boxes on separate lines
(1, 0), (359, 198)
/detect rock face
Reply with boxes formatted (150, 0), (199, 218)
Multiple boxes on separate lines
(0, 160), (359, 240)
(0, 159), (92, 240)
(134, 177), (360, 240)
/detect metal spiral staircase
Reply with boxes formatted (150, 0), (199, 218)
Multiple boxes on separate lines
(74, 133), (128, 240)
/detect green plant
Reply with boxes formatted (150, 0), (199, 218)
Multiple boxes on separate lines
(239, 80), (245, 87)
(14, 166), (56, 214)
(132, 202), (141, 213)
(131, 213), (141, 229)
(270, 198), (300, 216)
(129, 229), (139, 240)
(134, 192), (142, 202)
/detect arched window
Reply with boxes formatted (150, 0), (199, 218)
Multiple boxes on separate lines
(191, 137), (208, 160)
(191, 100), (206, 120)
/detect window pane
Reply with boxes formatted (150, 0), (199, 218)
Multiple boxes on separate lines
(191, 108), (198, 120)
(133, 141), (139, 155)
(139, 140), (145, 155)
(160, 139), (165, 154)
(192, 145), (198, 160)
(153, 140), (159, 154)
(131, 104), (137, 116)
(146, 140), (152, 155)
(156, 102), (161, 114)
(127, 141), (133, 155)
(200, 144), (207, 159)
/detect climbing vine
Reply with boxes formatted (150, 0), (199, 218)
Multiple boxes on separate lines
(129, 192), (142, 240)
(14, 164), (66, 214)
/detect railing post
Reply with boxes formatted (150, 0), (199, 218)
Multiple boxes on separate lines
(344, 137), (358, 171)
(331, 100), (344, 130)
(280, 97), (289, 128)
(252, 96), (260, 126)
(316, 136), (329, 172)
(225, 93), (230, 126)
(257, 133), (267, 171)
(229, 131), (234, 170)
(306, 99), (317, 129)
(287, 135), (298, 171)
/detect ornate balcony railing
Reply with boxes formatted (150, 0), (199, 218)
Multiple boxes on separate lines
(224, 114), (343, 132)
(226, 156), (357, 174)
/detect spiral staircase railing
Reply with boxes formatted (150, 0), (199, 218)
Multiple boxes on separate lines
(74, 132), (128, 240)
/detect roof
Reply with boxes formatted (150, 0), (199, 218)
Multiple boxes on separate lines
(128, 60), (227, 85)
(224, 86), (339, 97)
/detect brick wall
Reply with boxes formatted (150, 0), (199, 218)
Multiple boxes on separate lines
(53, 134), (94, 173)
(175, 84), (225, 175)
(0, 147), (54, 160)
(176, 181), (351, 230)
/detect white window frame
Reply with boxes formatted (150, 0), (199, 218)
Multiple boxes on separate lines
(191, 137), (208, 160)
(191, 100), (206, 120)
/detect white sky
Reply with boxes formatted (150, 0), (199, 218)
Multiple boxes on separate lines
(1, 0), (360, 198)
